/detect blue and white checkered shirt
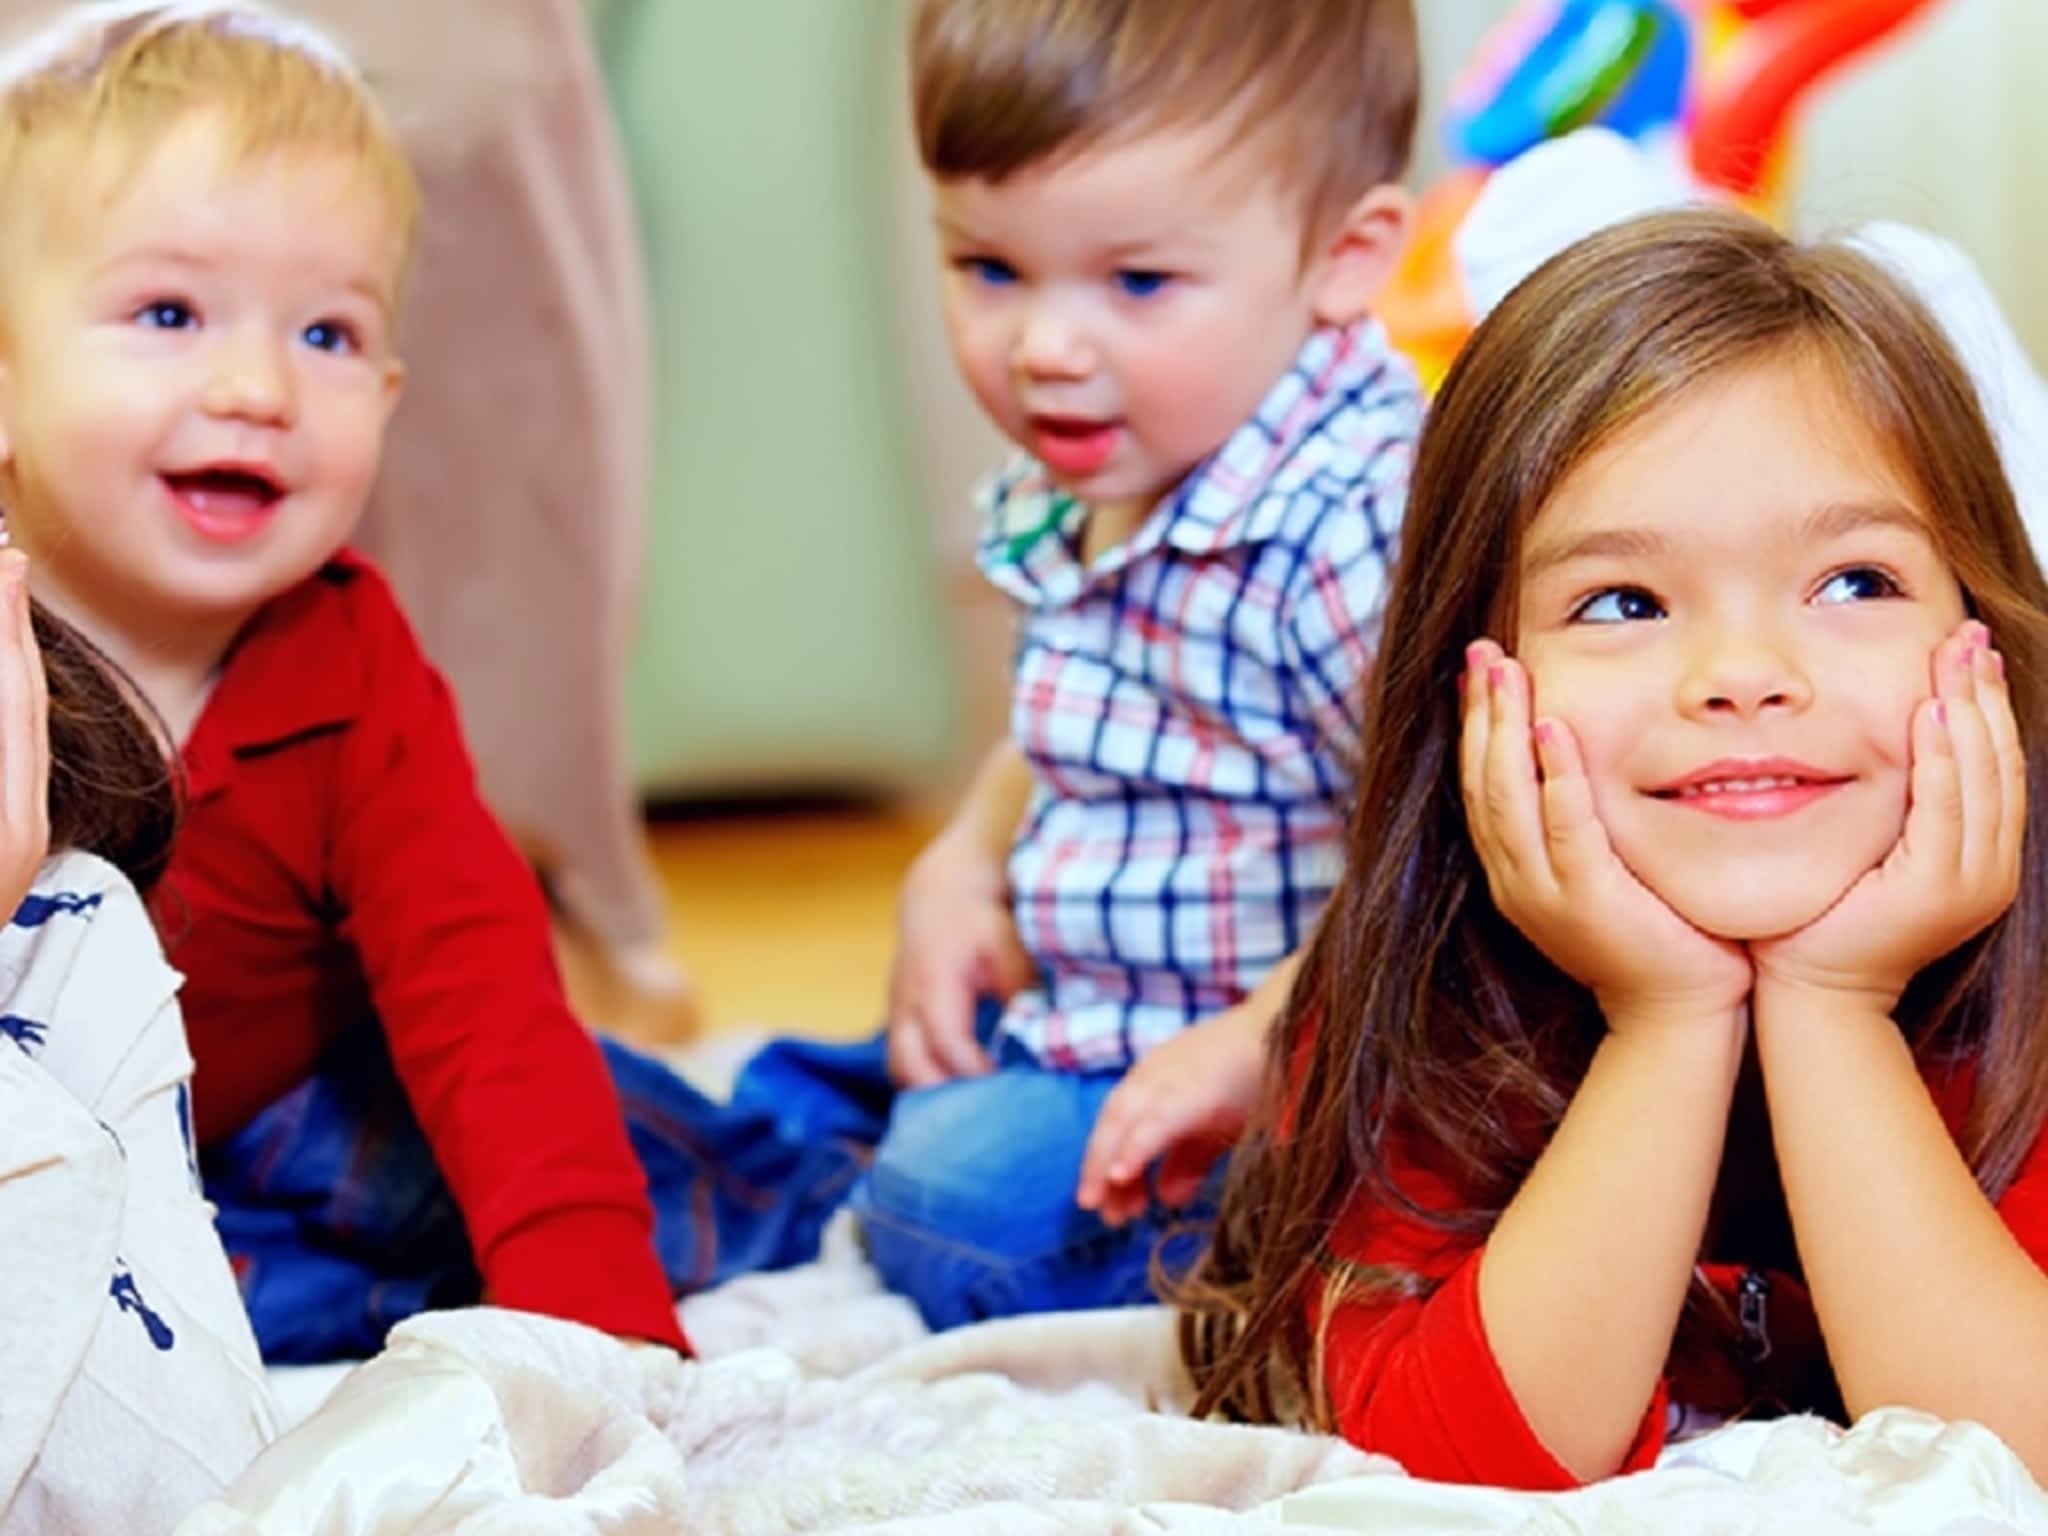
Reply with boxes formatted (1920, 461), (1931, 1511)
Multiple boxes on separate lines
(976, 321), (1422, 1071)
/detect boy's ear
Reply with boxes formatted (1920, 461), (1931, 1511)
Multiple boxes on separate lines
(1308, 184), (1414, 329)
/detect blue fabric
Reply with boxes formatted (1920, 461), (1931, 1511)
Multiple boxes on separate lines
(738, 1002), (1216, 1329)
(851, 1056), (1218, 1330)
(206, 1005), (1215, 1361)
(204, 1027), (866, 1362)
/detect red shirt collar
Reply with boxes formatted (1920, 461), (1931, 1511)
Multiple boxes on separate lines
(180, 551), (370, 800)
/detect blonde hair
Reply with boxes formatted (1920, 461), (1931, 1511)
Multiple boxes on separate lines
(0, 1), (418, 287)
(910, 0), (1418, 256)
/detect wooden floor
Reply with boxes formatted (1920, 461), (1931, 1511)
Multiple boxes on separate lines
(641, 802), (944, 1043)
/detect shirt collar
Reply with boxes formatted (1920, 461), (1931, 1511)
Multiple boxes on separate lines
(976, 320), (1404, 606)
(179, 554), (366, 797)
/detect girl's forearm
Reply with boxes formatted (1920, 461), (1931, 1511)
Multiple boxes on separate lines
(1477, 1008), (1746, 1480)
(1754, 982), (2048, 1476)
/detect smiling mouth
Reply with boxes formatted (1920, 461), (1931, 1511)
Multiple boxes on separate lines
(1656, 774), (1827, 800)
(164, 466), (285, 502)
(1646, 768), (1853, 822)
(162, 464), (290, 544)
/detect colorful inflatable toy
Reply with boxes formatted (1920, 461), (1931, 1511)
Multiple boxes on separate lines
(1382, 0), (1947, 389)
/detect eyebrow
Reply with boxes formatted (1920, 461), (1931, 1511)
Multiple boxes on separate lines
(931, 216), (1206, 261)
(1522, 498), (1931, 581)
(91, 243), (393, 314)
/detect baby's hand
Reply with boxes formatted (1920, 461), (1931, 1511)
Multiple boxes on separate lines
(0, 552), (49, 923)
(884, 825), (1036, 1088)
(1754, 621), (2023, 1010)
(1462, 640), (1751, 1027)
(1076, 1003), (1267, 1226)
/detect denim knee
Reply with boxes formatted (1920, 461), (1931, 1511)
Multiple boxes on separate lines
(852, 1065), (1164, 1328)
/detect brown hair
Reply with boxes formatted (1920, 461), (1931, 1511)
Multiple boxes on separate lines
(35, 600), (178, 893)
(1177, 207), (2048, 1427)
(909, 0), (1418, 251)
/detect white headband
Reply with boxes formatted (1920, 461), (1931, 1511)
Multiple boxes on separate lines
(0, 1), (359, 94)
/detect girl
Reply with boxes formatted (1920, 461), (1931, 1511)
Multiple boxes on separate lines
(1176, 208), (2048, 1489)
(0, 543), (276, 1533)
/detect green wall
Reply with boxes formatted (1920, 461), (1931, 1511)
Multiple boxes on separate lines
(596, 0), (956, 798)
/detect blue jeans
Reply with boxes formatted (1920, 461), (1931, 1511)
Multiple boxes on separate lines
(736, 1007), (1219, 1330)
(205, 1026), (865, 1362)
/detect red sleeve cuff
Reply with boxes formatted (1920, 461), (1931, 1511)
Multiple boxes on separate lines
(483, 1206), (690, 1354)
(1360, 1260), (1667, 1489)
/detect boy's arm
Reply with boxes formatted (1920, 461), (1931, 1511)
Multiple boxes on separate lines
(884, 738), (1038, 1087)
(1077, 948), (1299, 1222)
(947, 737), (1036, 862)
(327, 579), (684, 1351)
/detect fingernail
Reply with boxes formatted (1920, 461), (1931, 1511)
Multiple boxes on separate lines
(1934, 700), (1949, 726)
(1533, 719), (1555, 747)
(1487, 662), (1504, 689)
(1992, 649), (2006, 678)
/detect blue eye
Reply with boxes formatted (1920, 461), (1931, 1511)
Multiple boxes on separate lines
(135, 299), (195, 330)
(301, 320), (357, 355)
(1572, 586), (1664, 624)
(1113, 269), (1170, 299)
(1814, 566), (1901, 605)
(959, 256), (1017, 287)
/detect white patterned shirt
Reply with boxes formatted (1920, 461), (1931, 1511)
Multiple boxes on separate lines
(976, 322), (1422, 1070)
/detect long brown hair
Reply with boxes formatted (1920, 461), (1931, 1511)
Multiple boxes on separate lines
(1177, 207), (2048, 1426)
(34, 600), (179, 893)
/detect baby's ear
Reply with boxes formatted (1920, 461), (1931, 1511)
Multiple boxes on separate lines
(377, 355), (406, 427)
(1309, 184), (1414, 329)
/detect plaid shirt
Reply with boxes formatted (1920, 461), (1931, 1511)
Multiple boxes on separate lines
(977, 321), (1422, 1071)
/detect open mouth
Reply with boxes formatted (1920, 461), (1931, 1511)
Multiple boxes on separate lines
(1028, 414), (1121, 479)
(164, 465), (285, 502)
(162, 464), (288, 542)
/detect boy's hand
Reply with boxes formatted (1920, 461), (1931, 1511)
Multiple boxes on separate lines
(1077, 1003), (1268, 1226)
(0, 551), (50, 923)
(1754, 621), (2023, 1011)
(1462, 640), (1752, 1028)
(885, 825), (1035, 1088)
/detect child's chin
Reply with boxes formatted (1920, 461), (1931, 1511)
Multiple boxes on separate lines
(1645, 866), (1865, 945)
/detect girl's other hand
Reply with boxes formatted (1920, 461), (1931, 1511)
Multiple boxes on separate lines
(0, 550), (49, 924)
(1754, 620), (2023, 1010)
(1461, 639), (1751, 1028)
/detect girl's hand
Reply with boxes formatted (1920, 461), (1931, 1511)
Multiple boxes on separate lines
(0, 551), (49, 924)
(1753, 621), (2023, 1010)
(1462, 640), (1751, 1026)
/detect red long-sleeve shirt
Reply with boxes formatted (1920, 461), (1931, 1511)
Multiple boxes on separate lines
(156, 551), (686, 1350)
(1314, 1060), (2048, 1489)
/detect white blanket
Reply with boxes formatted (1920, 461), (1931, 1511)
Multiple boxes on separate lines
(181, 1216), (2048, 1535)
